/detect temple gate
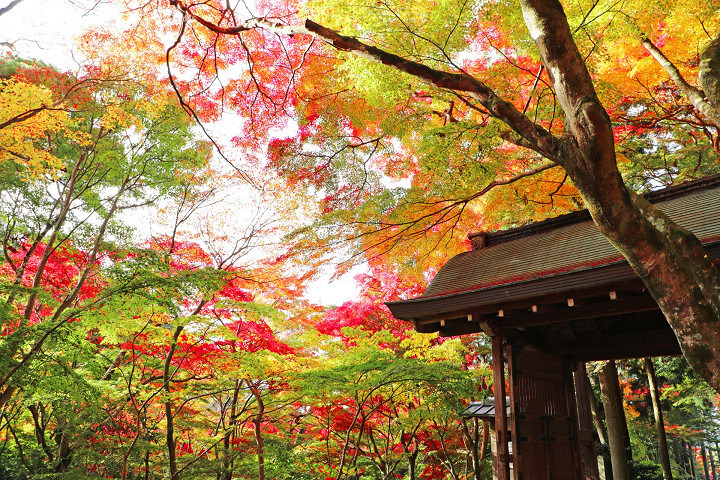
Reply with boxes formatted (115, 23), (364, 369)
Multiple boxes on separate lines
(387, 175), (720, 480)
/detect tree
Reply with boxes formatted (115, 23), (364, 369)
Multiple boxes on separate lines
(645, 357), (673, 480)
(0, 57), (211, 410)
(144, 0), (720, 391)
(294, 268), (488, 480)
(0, 0), (24, 18)
(599, 360), (633, 480)
(0, 56), (224, 476)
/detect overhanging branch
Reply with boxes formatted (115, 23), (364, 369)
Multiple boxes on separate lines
(169, 0), (562, 162)
(642, 36), (720, 128)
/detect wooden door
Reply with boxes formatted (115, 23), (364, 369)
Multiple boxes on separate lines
(508, 347), (583, 480)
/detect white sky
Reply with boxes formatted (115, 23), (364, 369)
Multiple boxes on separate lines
(0, 0), (363, 306)
(0, 0), (114, 68)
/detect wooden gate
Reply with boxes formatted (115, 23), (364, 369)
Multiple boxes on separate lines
(508, 347), (583, 480)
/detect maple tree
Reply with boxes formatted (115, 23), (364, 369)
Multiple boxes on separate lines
(7, 1), (720, 477)
(0, 56), (212, 409)
(130, 0), (720, 393)
(584, 357), (720, 479)
(0, 57), (219, 476)
(291, 267), (492, 480)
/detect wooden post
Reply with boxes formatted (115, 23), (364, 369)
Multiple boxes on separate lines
(645, 357), (673, 480)
(492, 336), (510, 480)
(599, 360), (632, 480)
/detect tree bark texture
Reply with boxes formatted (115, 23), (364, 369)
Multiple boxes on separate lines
(247, 380), (266, 480)
(599, 360), (632, 480)
(518, 0), (720, 395)
(700, 33), (720, 109)
(586, 374), (607, 446)
(710, 445), (716, 480)
(172, 0), (720, 393)
(644, 358), (673, 480)
(164, 326), (184, 480)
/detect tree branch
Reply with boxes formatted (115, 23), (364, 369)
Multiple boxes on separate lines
(642, 36), (720, 128)
(0, 0), (24, 17)
(170, 0), (561, 160)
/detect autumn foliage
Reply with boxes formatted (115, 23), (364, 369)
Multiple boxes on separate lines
(3, 0), (720, 476)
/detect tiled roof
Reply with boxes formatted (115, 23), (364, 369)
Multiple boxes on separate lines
(421, 175), (720, 300)
(460, 397), (510, 419)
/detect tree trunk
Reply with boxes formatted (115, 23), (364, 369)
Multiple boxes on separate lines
(599, 360), (632, 480)
(518, 0), (720, 396)
(586, 374), (608, 446)
(144, 450), (150, 480)
(247, 380), (266, 480)
(28, 403), (54, 462)
(174, 0), (720, 394)
(164, 326), (184, 480)
(461, 416), (486, 480)
(645, 358), (673, 480)
(407, 445), (418, 480)
(221, 380), (242, 480)
(479, 420), (489, 475)
(709, 444), (716, 480)
(700, 33), (720, 109)
(690, 442), (699, 479)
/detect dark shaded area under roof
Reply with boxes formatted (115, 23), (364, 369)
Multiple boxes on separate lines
(387, 174), (720, 361)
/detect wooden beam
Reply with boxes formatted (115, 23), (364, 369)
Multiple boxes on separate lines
(495, 294), (658, 329)
(416, 313), (468, 326)
(438, 322), (484, 337)
(415, 321), (440, 334)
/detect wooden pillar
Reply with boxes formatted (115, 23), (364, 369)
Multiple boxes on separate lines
(575, 362), (601, 480)
(492, 335), (510, 480)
